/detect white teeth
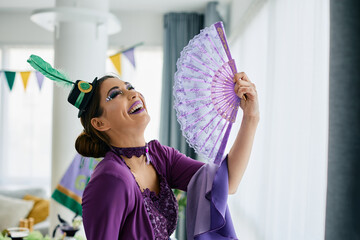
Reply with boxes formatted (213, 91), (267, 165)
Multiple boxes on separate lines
(129, 103), (143, 114)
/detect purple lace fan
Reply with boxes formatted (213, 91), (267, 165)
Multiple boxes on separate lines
(173, 21), (240, 164)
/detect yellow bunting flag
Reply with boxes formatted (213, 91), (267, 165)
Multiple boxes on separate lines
(109, 53), (122, 76)
(20, 71), (31, 91)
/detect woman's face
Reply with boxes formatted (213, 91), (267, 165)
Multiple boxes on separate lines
(93, 77), (150, 136)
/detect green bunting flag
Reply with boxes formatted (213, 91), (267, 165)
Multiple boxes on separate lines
(1, 71), (45, 92)
(5, 71), (16, 91)
(2, 43), (142, 92)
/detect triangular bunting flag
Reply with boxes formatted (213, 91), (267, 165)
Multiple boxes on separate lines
(123, 48), (136, 68)
(4, 71), (16, 91)
(36, 71), (45, 90)
(20, 71), (31, 91)
(109, 53), (122, 76)
(52, 154), (101, 215)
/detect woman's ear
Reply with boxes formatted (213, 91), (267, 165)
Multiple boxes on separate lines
(91, 117), (110, 132)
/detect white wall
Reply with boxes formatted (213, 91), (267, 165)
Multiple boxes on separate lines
(0, 10), (163, 47)
(229, 0), (266, 42)
(0, 11), (53, 45)
(110, 11), (163, 47)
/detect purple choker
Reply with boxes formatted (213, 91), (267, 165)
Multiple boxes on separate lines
(112, 143), (151, 164)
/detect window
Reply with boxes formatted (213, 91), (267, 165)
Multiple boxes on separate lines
(0, 46), (163, 194)
(0, 47), (53, 192)
(227, 1), (329, 239)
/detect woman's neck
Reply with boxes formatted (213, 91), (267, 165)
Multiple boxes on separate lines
(109, 133), (146, 148)
(110, 133), (148, 170)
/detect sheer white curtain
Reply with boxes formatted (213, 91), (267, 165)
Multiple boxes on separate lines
(226, 0), (329, 239)
(0, 47), (53, 191)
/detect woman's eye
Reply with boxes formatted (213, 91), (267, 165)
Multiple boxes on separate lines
(128, 85), (135, 90)
(106, 89), (122, 102)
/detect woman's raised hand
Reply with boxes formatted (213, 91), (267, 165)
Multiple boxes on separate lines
(233, 72), (260, 118)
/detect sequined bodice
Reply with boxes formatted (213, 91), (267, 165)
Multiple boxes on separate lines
(141, 174), (178, 239)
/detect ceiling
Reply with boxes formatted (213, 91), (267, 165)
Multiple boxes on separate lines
(0, 0), (233, 13)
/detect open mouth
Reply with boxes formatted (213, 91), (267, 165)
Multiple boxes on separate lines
(128, 100), (145, 114)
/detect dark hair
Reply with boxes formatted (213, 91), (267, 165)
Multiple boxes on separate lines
(75, 75), (115, 158)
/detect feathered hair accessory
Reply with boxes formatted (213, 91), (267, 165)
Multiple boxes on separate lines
(27, 54), (98, 118)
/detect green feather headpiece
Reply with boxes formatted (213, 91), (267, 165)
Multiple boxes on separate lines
(27, 55), (75, 88)
(27, 54), (98, 118)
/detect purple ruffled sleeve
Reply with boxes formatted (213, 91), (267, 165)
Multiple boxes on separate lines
(149, 140), (205, 191)
(186, 156), (238, 239)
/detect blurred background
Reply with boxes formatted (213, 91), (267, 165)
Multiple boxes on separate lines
(0, 0), (337, 239)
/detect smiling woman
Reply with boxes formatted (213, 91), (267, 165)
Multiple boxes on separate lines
(71, 75), (205, 239)
(26, 43), (259, 239)
(75, 77), (152, 158)
(70, 69), (259, 240)
(90, 78), (151, 146)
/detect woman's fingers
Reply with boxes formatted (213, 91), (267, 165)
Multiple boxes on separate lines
(234, 79), (253, 92)
(233, 72), (256, 100)
(234, 72), (250, 83)
(236, 79), (253, 87)
(237, 87), (256, 99)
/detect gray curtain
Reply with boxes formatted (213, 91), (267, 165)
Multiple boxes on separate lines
(204, 1), (223, 27)
(160, 12), (204, 157)
(160, 12), (204, 240)
(325, 0), (360, 239)
(160, 3), (224, 239)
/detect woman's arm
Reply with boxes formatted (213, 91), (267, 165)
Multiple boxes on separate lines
(228, 72), (260, 194)
(82, 173), (133, 239)
(152, 139), (205, 191)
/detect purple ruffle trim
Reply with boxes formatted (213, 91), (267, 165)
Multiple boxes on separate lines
(186, 156), (237, 239)
(112, 144), (148, 158)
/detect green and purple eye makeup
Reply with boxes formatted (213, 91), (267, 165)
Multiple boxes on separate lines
(105, 83), (135, 102)
(106, 88), (122, 102)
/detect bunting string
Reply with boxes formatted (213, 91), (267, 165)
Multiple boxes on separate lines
(0, 70), (43, 91)
(0, 42), (142, 92)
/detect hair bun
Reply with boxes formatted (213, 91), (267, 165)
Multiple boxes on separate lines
(75, 131), (109, 158)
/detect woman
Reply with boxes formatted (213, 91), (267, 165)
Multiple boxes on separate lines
(79, 72), (259, 239)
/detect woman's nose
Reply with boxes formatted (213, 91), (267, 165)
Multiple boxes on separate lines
(127, 90), (137, 100)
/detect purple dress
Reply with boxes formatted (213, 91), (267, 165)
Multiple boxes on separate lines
(141, 174), (178, 239)
(82, 139), (204, 239)
(186, 156), (238, 239)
